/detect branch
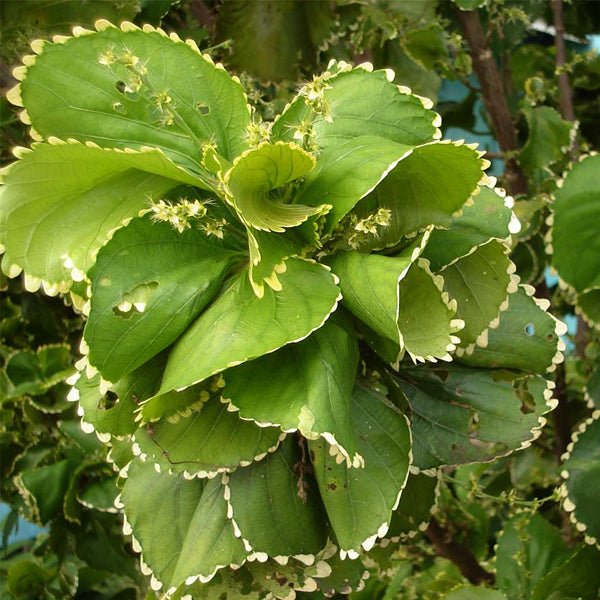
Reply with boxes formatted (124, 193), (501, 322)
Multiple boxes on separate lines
(456, 8), (528, 197)
(425, 517), (495, 586)
(551, 0), (576, 122)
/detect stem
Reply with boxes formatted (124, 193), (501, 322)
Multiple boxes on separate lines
(425, 517), (495, 585)
(456, 8), (528, 197)
(551, 0), (576, 122)
(553, 362), (571, 461)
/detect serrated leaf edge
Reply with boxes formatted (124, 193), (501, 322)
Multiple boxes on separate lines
(558, 409), (600, 547)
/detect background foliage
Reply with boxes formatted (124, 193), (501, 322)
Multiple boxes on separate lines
(0, 1), (599, 599)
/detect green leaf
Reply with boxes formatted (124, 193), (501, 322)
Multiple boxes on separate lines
(397, 259), (461, 362)
(3, 344), (73, 399)
(15, 459), (78, 524)
(352, 142), (486, 250)
(314, 552), (369, 596)
(222, 319), (360, 466)
(577, 288), (600, 328)
(496, 513), (570, 600)
(85, 217), (236, 381)
(387, 472), (439, 539)
(531, 545), (600, 600)
(439, 241), (514, 348)
(423, 187), (513, 271)
(310, 385), (411, 553)
(121, 459), (247, 592)
(0, 142), (200, 286)
(245, 226), (310, 297)
(225, 142), (326, 232)
(458, 287), (564, 374)
(329, 236), (426, 360)
(74, 371), (138, 438)
(552, 154), (600, 292)
(17, 26), (250, 170)
(561, 414), (600, 545)
(0, 1), (138, 38)
(137, 383), (206, 424)
(78, 477), (119, 512)
(273, 65), (438, 148)
(216, 0), (332, 81)
(520, 106), (574, 176)
(225, 436), (328, 559)
(294, 136), (413, 233)
(443, 586), (508, 600)
(133, 396), (284, 476)
(392, 366), (554, 469)
(153, 258), (341, 398)
(7, 560), (56, 599)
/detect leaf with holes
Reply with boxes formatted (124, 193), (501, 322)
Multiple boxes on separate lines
(391, 365), (554, 469)
(16, 25), (251, 173)
(85, 217), (237, 381)
(458, 287), (564, 373)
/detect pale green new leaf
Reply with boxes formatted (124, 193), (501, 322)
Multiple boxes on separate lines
(439, 241), (513, 348)
(122, 459), (247, 592)
(226, 437), (328, 558)
(552, 154), (600, 293)
(85, 217), (236, 381)
(562, 415), (600, 544)
(18, 27), (251, 172)
(310, 385), (411, 553)
(153, 258), (341, 398)
(133, 396), (283, 475)
(353, 142), (485, 250)
(222, 319), (359, 466)
(392, 366), (553, 469)
(272, 66), (437, 148)
(423, 187), (513, 271)
(0, 142), (202, 285)
(225, 142), (326, 232)
(458, 287), (562, 374)
(294, 136), (413, 233)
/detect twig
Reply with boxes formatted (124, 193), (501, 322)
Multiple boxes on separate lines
(551, 0), (576, 122)
(456, 8), (528, 197)
(425, 517), (495, 585)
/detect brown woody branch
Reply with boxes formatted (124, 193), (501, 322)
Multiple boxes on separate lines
(551, 0), (576, 122)
(456, 9), (528, 197)
(425, 517), (495, 585)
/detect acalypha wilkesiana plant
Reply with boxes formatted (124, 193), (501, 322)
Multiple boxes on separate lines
(0, 19), (565, 598)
